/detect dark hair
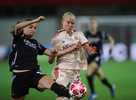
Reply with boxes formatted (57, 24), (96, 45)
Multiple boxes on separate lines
(10, 19), (33, 34)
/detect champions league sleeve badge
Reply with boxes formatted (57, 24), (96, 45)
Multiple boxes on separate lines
(74, 36), (78, 40)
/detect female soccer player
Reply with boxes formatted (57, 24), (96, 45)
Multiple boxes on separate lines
(49, 12), (97, 100)
(9, 16), (82, 100)
(85, 18), (115, 100)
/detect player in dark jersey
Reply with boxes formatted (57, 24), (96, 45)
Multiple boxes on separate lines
(84, 18), (115, 100)
(9, 16), (82, 100)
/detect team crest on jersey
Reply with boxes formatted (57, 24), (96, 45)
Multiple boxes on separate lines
(74, 36), (78, 40)
(60, 74), (64, 77)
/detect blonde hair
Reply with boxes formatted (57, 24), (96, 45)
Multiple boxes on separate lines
(62, 12), (76, 20)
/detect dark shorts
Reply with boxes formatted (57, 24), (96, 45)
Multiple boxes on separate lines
(11, 69), (47, 98)
(87, 54), (104, 67)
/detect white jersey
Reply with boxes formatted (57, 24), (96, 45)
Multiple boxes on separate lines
(51, 29), (88, 70)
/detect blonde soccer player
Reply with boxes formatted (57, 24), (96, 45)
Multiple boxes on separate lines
(49, 12), (97, 100)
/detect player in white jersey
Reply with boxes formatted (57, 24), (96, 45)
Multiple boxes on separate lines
(49, 12), (97, 100)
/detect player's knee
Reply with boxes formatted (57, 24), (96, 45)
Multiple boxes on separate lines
(38, 76), (54, 89)
(97, 74), (104, 80)
(85, 67), (94, 76)
(85, 70), (91, 76)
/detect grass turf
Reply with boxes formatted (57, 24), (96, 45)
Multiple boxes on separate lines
(0, 57), (135, 100)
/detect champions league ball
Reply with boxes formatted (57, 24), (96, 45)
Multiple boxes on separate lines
(69, 81), (87, 99)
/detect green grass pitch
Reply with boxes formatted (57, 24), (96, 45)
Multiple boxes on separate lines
(0, 56), (136, 100)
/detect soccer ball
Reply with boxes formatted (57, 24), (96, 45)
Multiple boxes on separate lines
(69, 81), (87, 99)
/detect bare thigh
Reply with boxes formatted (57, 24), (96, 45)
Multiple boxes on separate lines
(94, 68), (105, 80)
(38, 76), (55, 90)
(86, 61), (98, 76)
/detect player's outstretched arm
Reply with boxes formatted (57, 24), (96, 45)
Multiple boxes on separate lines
(83, 44), (97, 55)
(14, 16), (45, 35)
(56, 44), (82, 57)
(48, 44), (82, 64)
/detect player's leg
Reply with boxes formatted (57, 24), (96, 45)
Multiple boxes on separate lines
(11, 71), (32, 100)
(52, 68), (70, 100)
(70, 70), (82, 100)
(94, 67), (104, 80)
(55, 69), (81, 100)
(95, 68), (112, 88)
(28, 69), (70, 99)
(86, 61), (98, 100)
(87, 74), (95, 93)
(94, 68), (115, 98)
(86, 61), (98, 76)
(86, 62), (98, 91)
(37, 75), (70, 98)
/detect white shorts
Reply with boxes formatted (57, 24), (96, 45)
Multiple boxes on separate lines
(51, 67), (81, 87)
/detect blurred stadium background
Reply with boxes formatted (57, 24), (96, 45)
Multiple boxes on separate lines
(0, 0), (136, 100)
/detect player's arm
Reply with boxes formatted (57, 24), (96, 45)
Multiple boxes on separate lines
(79, 31), (96, 55)
(43, 49), (58, 64)
(48, 44), (82, 64)
(56, 44), (81, 57)
(49, 35), (82, 57)
(108, 36), (114, 54)
(83, 43), (97, 55)
(48, 49), (58, 64)
(14, 16), (45, 35)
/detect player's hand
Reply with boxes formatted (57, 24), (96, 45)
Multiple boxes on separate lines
(36, 16), (45, 22)
(50, 49), (58, 57)
(109, 48), (113, 54)
(72, 44), (82, 51)
(89, 45), (97, 55)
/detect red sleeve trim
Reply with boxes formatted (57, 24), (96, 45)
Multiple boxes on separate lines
(52, 32), (60, 39)
(52, 29), (65, 39)
(81, 42), (88, 46)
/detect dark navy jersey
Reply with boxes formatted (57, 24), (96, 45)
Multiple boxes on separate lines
(84, 30), (110, 57)
(9, 32), (47, 71)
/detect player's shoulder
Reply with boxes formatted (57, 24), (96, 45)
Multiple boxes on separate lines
(32, 38), (38, 44)
(52, 29), (65, 40)
(98, 30), (106, 33)
(84, 30), (90, 35)
(97, 30), (106, 35)
(98, 30), (110, 38)
(32, 38), (37, 41)
(73, 29), (80, 32)
(73, 29), (81, 33)
(73, 30), (84, 35)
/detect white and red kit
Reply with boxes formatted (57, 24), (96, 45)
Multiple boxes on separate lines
(51, 29), (88, 87)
